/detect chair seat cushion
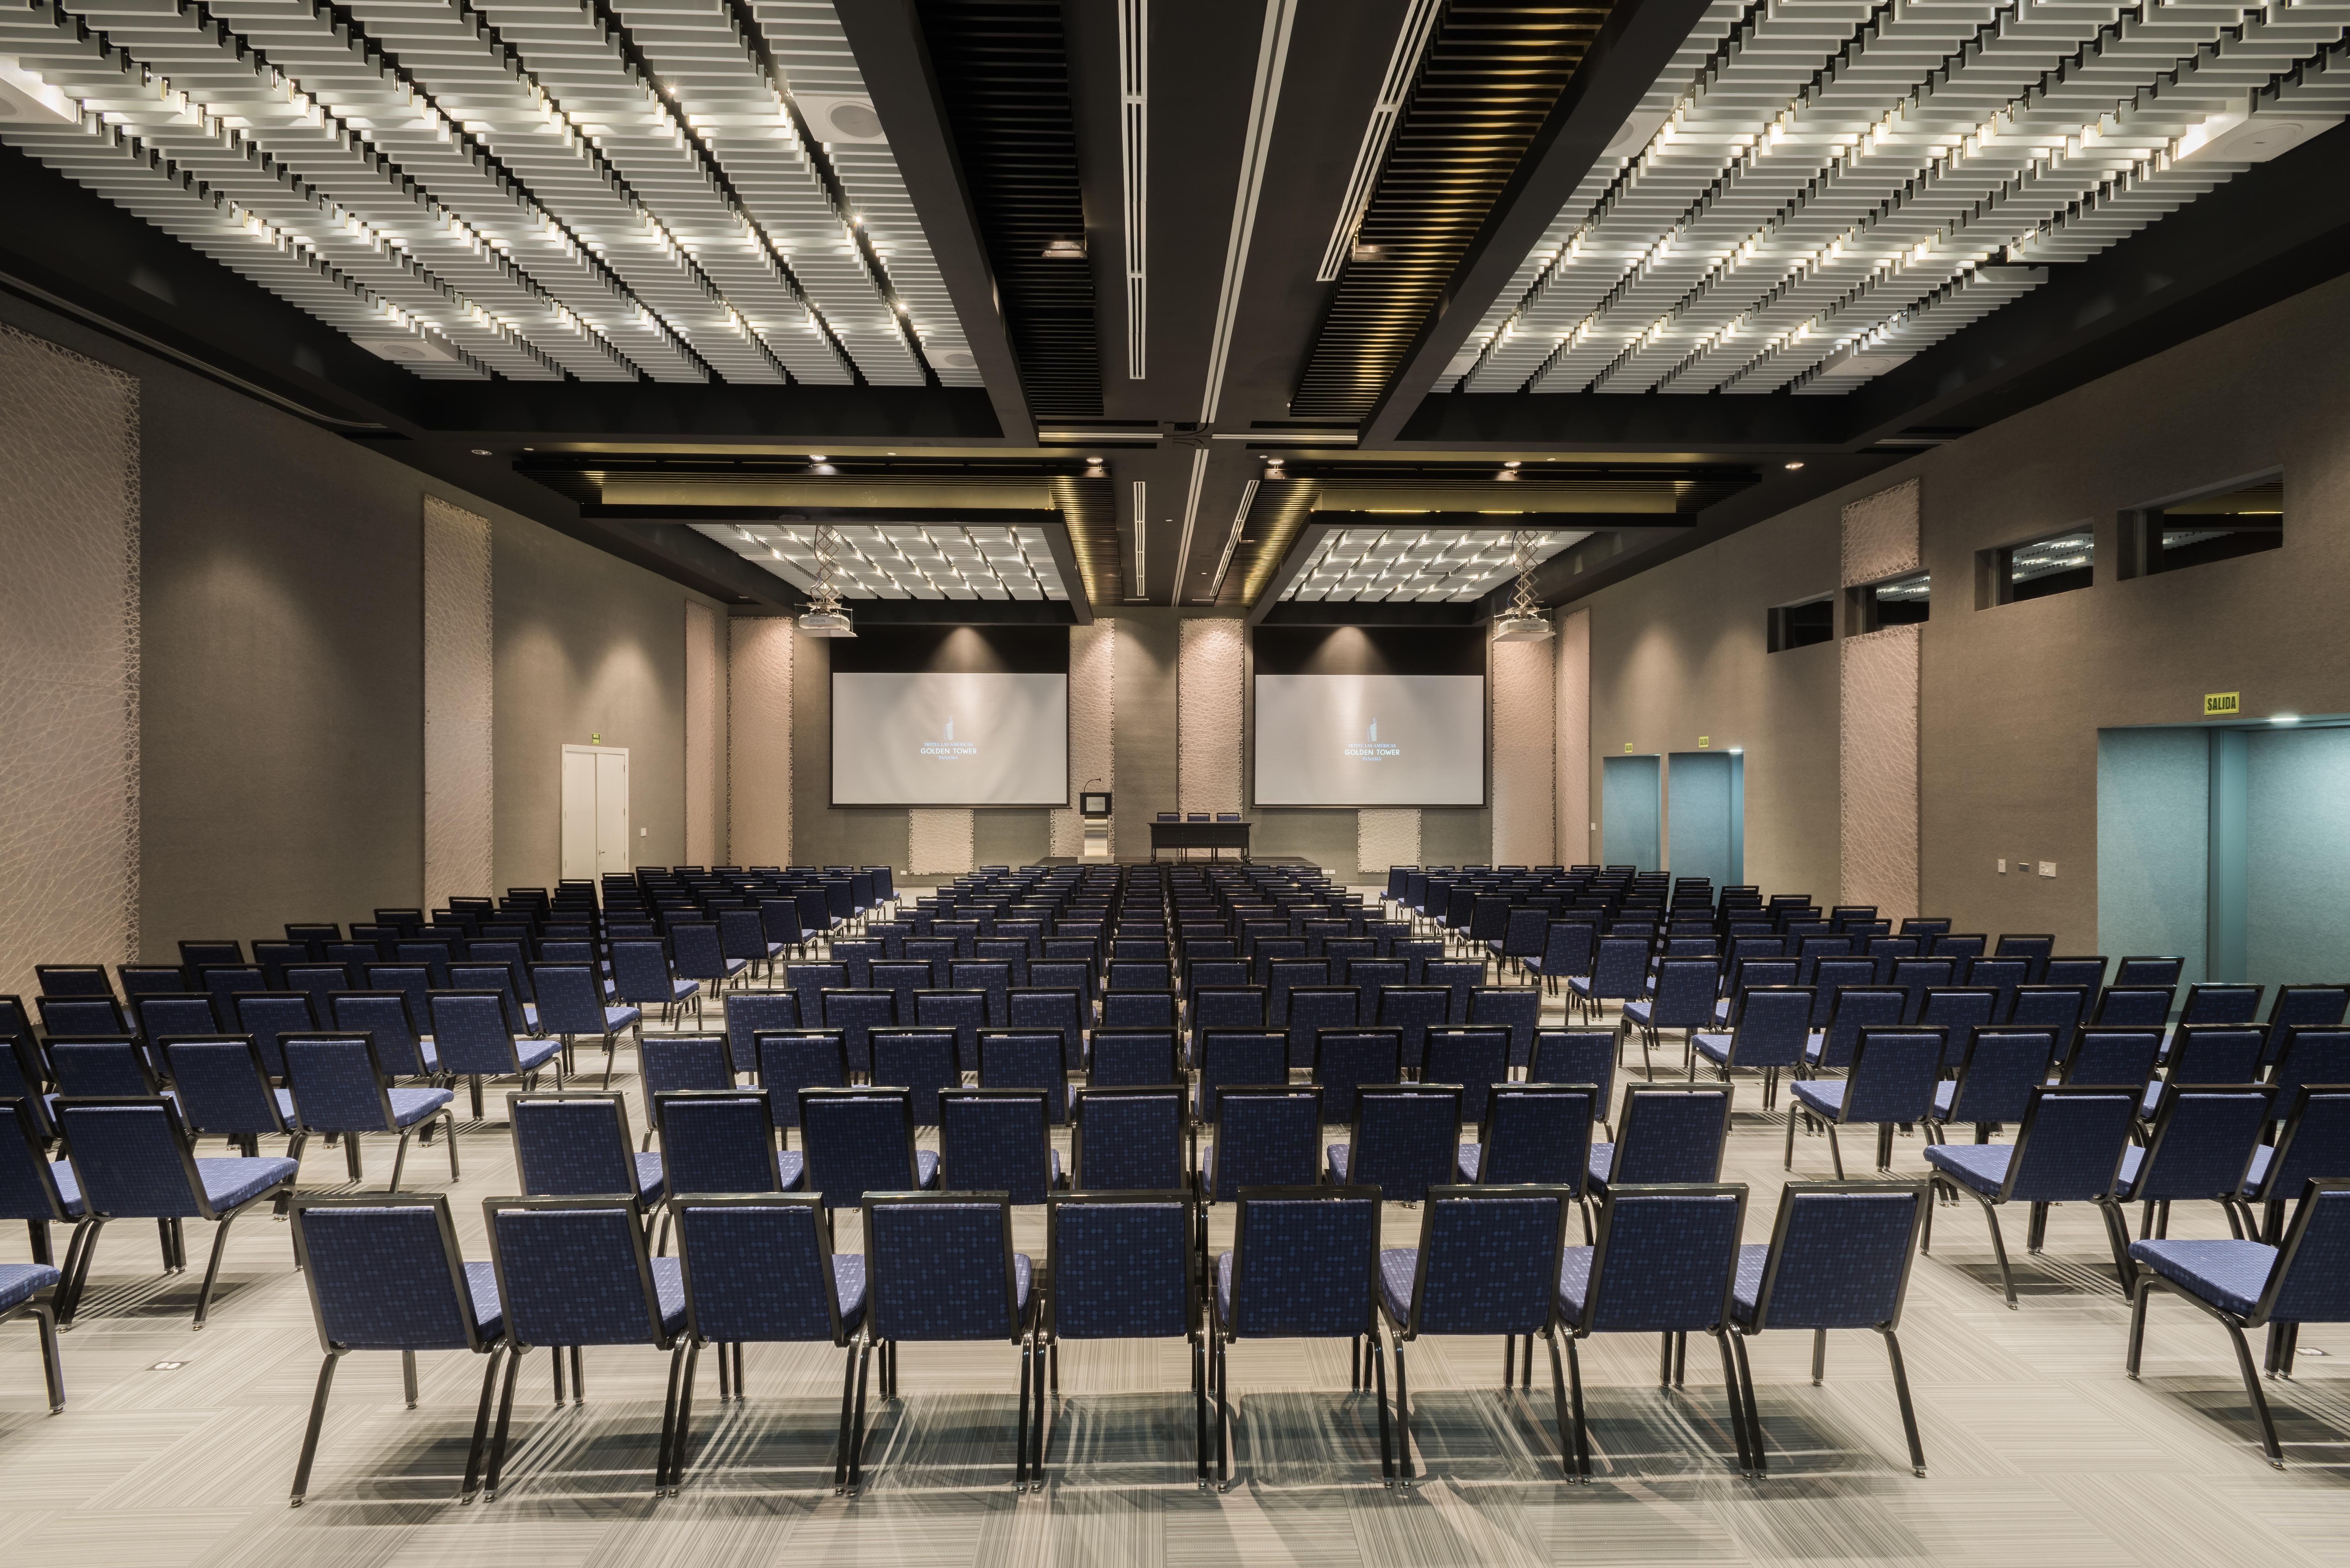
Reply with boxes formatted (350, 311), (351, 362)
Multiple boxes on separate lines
(1214, 1249), (1234, 1327)
(1922, 1142), (2013, 1197)
(916, 1148), (940, 1188)
(462, 1259), (505, 1339)
(2141, 1081), (2163, 1120)
(2129, 1238), (2275, 1317)
(387, 1087), (455, 1128)
(1586, 1143), (1616, 1191)
(2245, 1142), (2275, 1196)
(1012, 1251), (1035, 1319)
(1802, 1030), (1827, 1064)
(650, 1255), (689, 1338)
(633, 1151), (667, 1205)
(1556, 1245), (1594, 1320)
(1728, 1242), (1770, 1326)
(197, 1155), (299, 1211)
(1694, 1032), (1733, 1065)
(2114, 1144), (2147, 1200)
(1933, 1080), (1956, 1119)
(721, 959), (749, 978)
(671, 980), (700, 1001)
(780, 1151), (807, 1191)
(521, 1004), (539, 1031)
(1378, 1246), (1419, 1323)
(514, 1037), (563, 1074)
(1326, 1144), (1352, 1183)
(1567, 977), (1594, 997)
(1714, 998), (1733, 1021)
(0, 1263), (62, 1312)
(43, 1158), (85, 1217)
(604, 1006), (643, 1033)
(1456, 1142), (1482, 1183)
(1621, 1000), (1654, 1028)
(1789, 1080), (1844, 1119)
(832, 1254), (867, 1331)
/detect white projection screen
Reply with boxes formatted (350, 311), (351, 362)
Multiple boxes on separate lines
(832, 670), (1069, 805)
(1254, 673), (1485, 806)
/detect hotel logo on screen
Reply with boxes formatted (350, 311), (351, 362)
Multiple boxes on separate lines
(919, 715), (980, 760)
(1342, 718), (1401, 761)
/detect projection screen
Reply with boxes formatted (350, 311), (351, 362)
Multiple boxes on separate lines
(832, 671), (1069, 805)
(1252, 673), (1485, 806)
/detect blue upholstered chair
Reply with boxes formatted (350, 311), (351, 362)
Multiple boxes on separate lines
(638, 1034), (735, 1145)
(1589, 1084), (1732, 1197)
(285, 1193), (508, 1505)
(162, 1036), (297, 1158)
(508, 1093), (666, 1217)
(285, 1034), (459, 1188)
(1622, 958), (1721, 1080)
(1201, 1087), (1324, 1203)
(1926, 1026), (2053, 1144)
(1070, 1086), (1188, 1192)
(870, 1027), (959, 1127)
(1312, 1029), (1401, 1127)
(977, 1030), (1069, 1124)
(853, 1193), (1038, 1493)
(2056, 1026), (2161, 1091)
(51, 1096), (298, 1326)
(429, 991), (564, 1119)
(1804, 985), (1907, 1073)
(612, 939), (700, 1028)
(0, 1256), (64, 1414)
(329, 991), (439, 1079)
(797, 1088), (938, 1210)
(1375, 986), (1451, 1075)
(940, 1088), (1060, 1204)
(1470, 985), (1544, 1071)
(655, 1090), (804, 1195)
(481, 1196), (689, 1497)
(1692, 987), (1812, 1109)
(531, 965), (642, 1088)
(754, 1031), (845, 1132)
(2095, 984), (2176, 1026)
(2126, 1180), (2350, 1467)
(1727, 1181), (1931, 1477)
(1090, 1029), (1180, 1087)
(1921, 1084), (2138, 1307)
(917, 989), (990, 1074)
(1532, 1029), (1618, 1133)
(1035, 1192), (1205, 1486)
(2263, 1029), (2350, 1126)
(1285, 987), (1360, 1074)
(0, 1097), (84, 1282)
(1380, 1186), (1575, 1481)
(1555, 1184), (1752, 1479)
(2116, 1085), (2274, 1251)
(1007, 988), (1086, 1072)
(1421, 1026), (1510, 1127)
(1325, 1084), (1462, 1204)
(1497, 908), (1550, 980)
(668, 1194), (864, 1491)
(2260, 986), (2350, 1067)
(1194, 1029), (1288, 1124)
(1786, 1027), (1944, 1177)
(1211, 1187), (1388, 1488)
(670, 922), (747, 1005)
(2007, 984), (2087, 1033)
(819, 989), (898, 1079)
(1459, 1083), (1599, 1211)
(1569, 937), (1651, 1024)
(2238, 1087), (2350, 1243)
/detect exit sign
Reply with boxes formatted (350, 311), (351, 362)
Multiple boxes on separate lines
(2203, 692), (2240, 718)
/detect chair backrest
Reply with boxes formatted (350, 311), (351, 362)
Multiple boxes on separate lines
(1943, 1026), (2057, 1124)
(1646, 959), (1721, 1032)
(1422, 1026), (1511, 1126)
(1311, 1029), (1400, 1126)
(1007, 988), (1085, 1070)
(519, 964), (602, 1039)
(162, 1036), (285, 1136)
(1812, 986), (1908, 1070)
(672, 1194), (848, 1345)
(36, 965), (116, 997)
(1917, 986), (1997, 1044)
(2094, 985), (2176, 1026)
(608, 940), (677, 1006)
(640, 1034), (735, 1116)
(1341, 1084), (1461, 1204)
(1285, 987), (1360, 1070)
(1468, 986), (1543, 1067)
(509, 1093), (639, 1195)
(1089, 1029), (1180, 1088)
(864, 1194), (1026, 1342)
(1838, 1028), (1945, 1123)
(1724, 987), (1812, 1070)
(1196, 1030), (1289, 1122)
(2268, 1029), (2350, 1114)
(45, 1035), (158, 1098)
(940, 1088), (1057, 1204)
(1612, 1086), (1733, 1184)
(656, 1091), (783, 1192)
(2249, 1088), (2350, 1204)
(0, 1099), (72, 1221)
(1744, 1182), (1926, 1331)
(1046, 1193), (1197, 1340)
(2135, 1085), (2274, 1202)
(291, 1193), (490, 1352)
(1585, 937), (1649, 1000)
(976, 1031), (1069, 1124)
(870, 1028), (960, 1127)
(2043, 957), (2109, 993)
(2168, 1024), (2264, 1087)
(798, 1088), (922, 1209)
(1398, 1187), (1571, 1338)
(1574, 1186), (1746, 1334)
(40, 995), (129, 1037)
(1208, 1088), (1324, 1199)
(1474, 1084), (1597, 1193)
(2258, 1180), (2350, 1325)
(54, 1097), (204, 1218)
(2059, 1027), (2161, 1089)
(135, 994), (222, 1042)
(1100, 989), (1178, 1029)
(284, 1033), (401, 1133)
(1530, 1029), (1616, 1110)
(1191, 987), (1268, 1034)
(487, 1197), (671, 1347)
(1070, 1086), (1187, 1191)
(913, 989), (989, 1073)
(1374, 986), (1451, 1073)
(2264, 986), (2350, 1066)
(2004, 1086), (2138, 1201)
(2181, 983), (2263, 1025)
(1224, 1189), (1380, 1339)
(753, 1030), (846, 1127)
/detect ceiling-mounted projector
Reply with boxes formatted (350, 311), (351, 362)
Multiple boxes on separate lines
(1493, 614), (1554, 643)
(798, 607), (855, 637)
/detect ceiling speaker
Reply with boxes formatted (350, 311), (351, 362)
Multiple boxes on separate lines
(794, 95), (886, 145)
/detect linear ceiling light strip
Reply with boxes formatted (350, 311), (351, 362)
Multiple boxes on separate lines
(1118, 0), (1148, 381)
(1313, 0), (1441, 282)
(1172, 442), (1212, 605)
(1131, 478), (1148, 600)
(1197, 0), (1296, 427)
(1207, 478), (1258, 601)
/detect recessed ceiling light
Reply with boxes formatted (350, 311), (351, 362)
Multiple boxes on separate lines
(1086, 456), (1102, 463)
(1503, 460), (1521, 468)
(470, 448), (491, 456)
(808, 454), (827, 461)
(1785, 460), (1805, 470)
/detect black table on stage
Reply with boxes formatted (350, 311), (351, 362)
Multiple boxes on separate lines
(1147, 822), (1251, 861)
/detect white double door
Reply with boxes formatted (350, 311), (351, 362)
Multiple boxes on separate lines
(560, 745), (631, 880)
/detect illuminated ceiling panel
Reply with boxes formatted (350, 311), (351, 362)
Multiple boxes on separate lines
(1278, 526), (1588, 604)
(695, 521), (1067, 600)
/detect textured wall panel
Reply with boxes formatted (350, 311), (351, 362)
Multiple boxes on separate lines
(1491, 634), (1554, 865)
(1555, 608), (1591, 867)
(683, 599), (724, 866)
(1179, 617), (1245, 815)
(1050, 618), (1115, 857)
(908, 808), (973, 875)
(1840, 624), (1921, 920)
(0, 324), (139, 1000)
(728, 616), (794, 867)
(1842, 477), (1922, 586)
(422, 497), (493, 909)
(1357, 809), (1421, 879)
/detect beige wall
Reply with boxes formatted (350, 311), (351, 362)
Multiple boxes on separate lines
(1575, 271), (2350, 948)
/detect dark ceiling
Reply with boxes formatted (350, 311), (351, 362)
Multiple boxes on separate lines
(3, 0), (2344, 622)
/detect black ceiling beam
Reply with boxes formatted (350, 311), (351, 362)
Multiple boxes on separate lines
(1392, 389), (1856, 448)
(1356, 0), (1725, 447)
(835, 0), (1037, 445)
(405, 381), (1003, 443)
(1245, 519), (1334, 626)
(1039, 518), (1094, 624)
(1311, 509), (1703, 530)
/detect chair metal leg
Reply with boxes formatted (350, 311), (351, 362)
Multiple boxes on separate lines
(832, 1339), (858, 1493)
(1784, 1102), (1798, 1169)
(733, 1342), (746, 1399)
(27, 1219), (50, 1267)
(1564, 1336), (1591, 1480)
(1015, 1333), (1033, 1489)
(1824, 1124), (1846, 1180)
(1192, 1337), (1209, 1487)
(1543, 1330), (1573, 1479)
(2026, 1200), (2048, 1253)
(1882, 1328), (1927, 1476)
(29, 1302), (64, 1414)
(193, 1212), (239, 1328)
(654, 1341), (686, 1495)
(1392, 1332), (1414, 1485)
(1214, 1334), (1232, 1489)
(1370, 1323), (1395, 1485)
(570, 1345), (585, 1404)
(1730, 1330), (1766, 1476)
(403, 1348), (419, 1408)
(288, 1349), (344, 1506)
(2224, 1319), (2286, 1468)
(2126, 1276), (2157, 1377)
(1980, 1199), (2018, 1308)
(1032, 1329), (1051, 1491)
(1502, 1333), (1514, 1389)
(1659, 1331), (1674, 1387)
(444, 1112), (462, 1180)
(54, 1218), (98, 1326)
(1714, 1330), (1754, 1477)
(460, 1346), (504, 1502)
(482, 1343), (526, 1499)
(717, 1337), (732, 1401)
(552, 1341), (567, 1405)
(2097, 1201), (2137, 1299)
(847, 1336), (873, 1494)
(344, 1134), (365, 1183)
(388, 1129), (413, 1193)
(1811, 1328), (1827, 1384)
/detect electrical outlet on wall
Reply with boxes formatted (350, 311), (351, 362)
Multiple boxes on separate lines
(1998, 858), (2007, 873)
(2039, 861), (2057, 878)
